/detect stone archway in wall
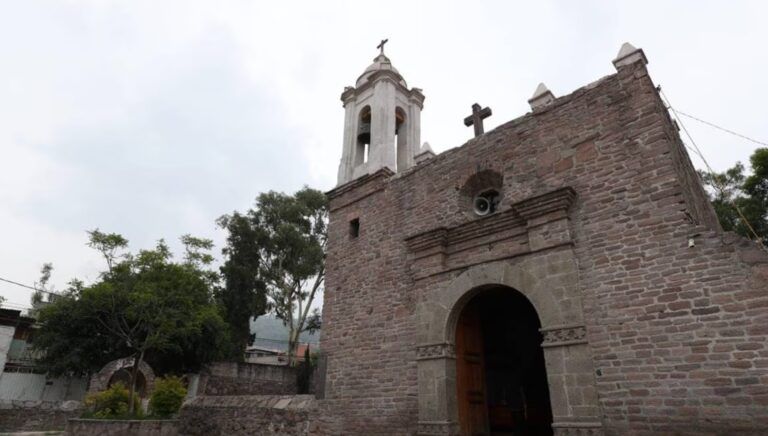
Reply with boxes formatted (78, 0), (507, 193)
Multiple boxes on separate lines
(454, 285), (554, 435)
(415, 259), (604, 436)
(89, 357), (156, 398)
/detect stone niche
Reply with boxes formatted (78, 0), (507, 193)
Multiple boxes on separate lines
(410, 187), (604, 435)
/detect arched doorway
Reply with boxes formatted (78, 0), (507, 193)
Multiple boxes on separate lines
(455, 286), (553, 436)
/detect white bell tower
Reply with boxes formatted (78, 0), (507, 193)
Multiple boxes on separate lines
(337, 41), (425, 185)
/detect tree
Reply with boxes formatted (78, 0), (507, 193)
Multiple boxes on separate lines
(34, 231), (231, 415)
(216, 212), (269, 356)
(219, 187), (327, 364)
(700, 147), (768, 245)
(30, 263), (59, 317)
(87, 229), (129, 273)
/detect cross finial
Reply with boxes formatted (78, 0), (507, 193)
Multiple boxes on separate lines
(377, 38), (389, 55)
(463, 103), (493, 137)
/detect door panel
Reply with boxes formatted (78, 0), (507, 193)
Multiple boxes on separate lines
(456, 302), (489, 436)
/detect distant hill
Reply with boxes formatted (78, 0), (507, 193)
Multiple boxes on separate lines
(249, 315), (320, 352)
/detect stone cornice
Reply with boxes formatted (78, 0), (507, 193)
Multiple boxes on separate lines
(512, 186), (577, 223)
(406, 187), (576, 254)
(340, 71), (424, 108)
(326, 167), (394, 201)
(405, 210), (525, 254)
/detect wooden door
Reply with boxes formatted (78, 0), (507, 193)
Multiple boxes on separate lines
(456, 302), (489, 436)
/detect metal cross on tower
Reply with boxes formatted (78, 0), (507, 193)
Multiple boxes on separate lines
(464, 103), (492, 137)
(377, 38), (389, 55)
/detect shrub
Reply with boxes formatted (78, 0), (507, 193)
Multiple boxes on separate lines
(83, 382), (141, 418)
(149, 376), (187, 417)
(296, 347), (315, 394)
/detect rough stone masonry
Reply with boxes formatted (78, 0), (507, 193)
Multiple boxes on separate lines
(318, 42), (768, 435)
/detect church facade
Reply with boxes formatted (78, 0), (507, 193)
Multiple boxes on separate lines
(321, 43), (768, 435)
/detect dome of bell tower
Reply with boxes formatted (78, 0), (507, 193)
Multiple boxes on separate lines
(355, 53), (407, 88)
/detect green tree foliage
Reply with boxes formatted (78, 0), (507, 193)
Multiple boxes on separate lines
(86, 229), (129, 272)
(218, 187), (327, 363)
(700, 148), (768, 244)
(34, 231), (231, 415)
(149, 376), (187, 417)
(83, 382), (141, 419)
(30, 263), (56, 310)
(216, 212), (269, 356)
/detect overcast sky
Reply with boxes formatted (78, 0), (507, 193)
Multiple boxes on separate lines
(1, 1), (766, 310)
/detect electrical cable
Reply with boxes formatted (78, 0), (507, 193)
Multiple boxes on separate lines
(658, 85), (767, 252)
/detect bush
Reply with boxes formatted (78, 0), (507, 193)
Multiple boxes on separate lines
(149, 376), (187, 417)
(296, 347), (315, 394)
(83, 382), (141, 418)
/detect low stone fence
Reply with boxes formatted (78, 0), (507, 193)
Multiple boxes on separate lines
(65, 419), (178, 436)
(178, 395), (316, 436)
(0, 399), (82, 432)
(199, 362), (299, 396)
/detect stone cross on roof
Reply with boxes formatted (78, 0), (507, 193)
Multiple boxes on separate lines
(463, 103), (492, 137)
(377, 38), (389, 55)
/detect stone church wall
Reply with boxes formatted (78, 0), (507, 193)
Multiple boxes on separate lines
(323, 57), (768, 436)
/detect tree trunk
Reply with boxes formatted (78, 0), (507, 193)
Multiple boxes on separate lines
(128, 349), (145, 415)
(287, 328), (298, 366)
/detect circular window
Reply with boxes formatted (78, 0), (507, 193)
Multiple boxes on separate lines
(473, 189), (500, 216)
(458, 170), (503, 218)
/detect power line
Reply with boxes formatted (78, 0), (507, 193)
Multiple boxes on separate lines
(674, 110), (768, 147)
(0, 277), (59, 296)
(658, 85), (767, 252)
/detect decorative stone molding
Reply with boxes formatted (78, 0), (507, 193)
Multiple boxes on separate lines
(612, 42), (648, 70)
(529, 82), (556, 110)
(417, 421), (460, 435)
(416, 343), (456, 361)
(512, 187), (577, 224)
(407, 187), (576, 254)
(405, 187), (577, 279)
(540, 325), (588, 348)
(328, 167), (394, 199)
(415, 142), (436, 165)
(553, 422), (604, 435)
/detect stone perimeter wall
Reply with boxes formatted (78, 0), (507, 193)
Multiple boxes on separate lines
(178, 395), (316, 436)
(0, 399), (82, 432)
(323, 57), (768, 435)
(66, 418), (179, 436)
(199, 361), (299, 396)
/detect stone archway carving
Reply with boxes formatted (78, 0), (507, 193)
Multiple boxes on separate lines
(89, 356), (156, 398)
(415, 257), (604, 436)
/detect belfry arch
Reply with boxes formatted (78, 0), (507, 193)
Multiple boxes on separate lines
(415, 259), (603, 435)
(395, 106), (407, 171)
(355, 105), (371, 165)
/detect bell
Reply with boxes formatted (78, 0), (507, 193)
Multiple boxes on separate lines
(357, 121), (371, 144)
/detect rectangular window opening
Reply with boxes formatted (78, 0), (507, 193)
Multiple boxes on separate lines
(349, 218), (360, 239)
